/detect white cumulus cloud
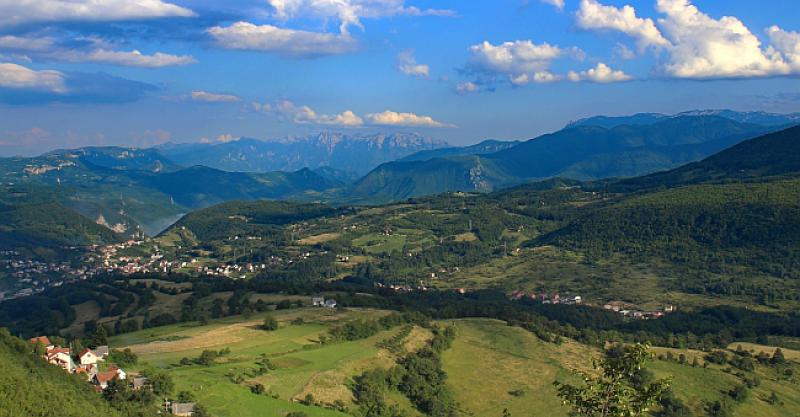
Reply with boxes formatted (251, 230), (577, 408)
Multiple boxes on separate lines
(83, 49), (195, 67)
(366, 110), (453, 128)
(0, 62), (66, 92)
(577, 0), (800, 80)
(655, 0), (791, 79)
(576, 0), (670, 51)
(397, 50), (429, 77)
(208, 22), (357, 57)
(0, 0), (195, 26)
(256, 100), (364, 126)
(467, 40), (581, 85)
(0, 35), (195, 68)
(767, 26), (800, 70)
(567, 62), (632, 83)
(266, 0), (455, 34)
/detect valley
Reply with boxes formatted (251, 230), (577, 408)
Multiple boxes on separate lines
(1, 112), (799, 417)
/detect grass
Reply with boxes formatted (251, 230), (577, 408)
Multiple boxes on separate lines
(112, 308), (403, 417)
(442, 319), (800, 417)
(727, 343), (800, 362)
(107, 311), (800, 417)
(351, 233), (407, 254)
(297, 233), (341, 245)
(441, 318), (596, 417)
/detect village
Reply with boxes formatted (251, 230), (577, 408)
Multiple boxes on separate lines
(27, 336), (197, 416)
(509, 290), (677, 320)
(0, 250), (102, 301)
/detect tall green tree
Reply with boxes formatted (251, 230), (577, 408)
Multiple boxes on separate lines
(554, 344), (670, 417)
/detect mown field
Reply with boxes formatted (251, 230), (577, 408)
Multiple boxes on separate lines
(109, 308), (800, 417)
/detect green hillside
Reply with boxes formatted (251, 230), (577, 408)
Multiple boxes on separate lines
(0, 201), (120, 259)
(543, 179), (800, 278)
(105, 309), (800, 417)
(0, 150), (343, 236)
(611, 124), (800, 191)
(169, 200), (338, 242)
(0, 329), (144, 417)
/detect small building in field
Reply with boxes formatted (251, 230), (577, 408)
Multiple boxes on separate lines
(171, 402), (195, 416)
(132, 376), (150, 391)
(312, 297), (325, 306)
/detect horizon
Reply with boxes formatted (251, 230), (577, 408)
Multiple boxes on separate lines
(2, 106), (799, 158)
(1, 0), (800, 155)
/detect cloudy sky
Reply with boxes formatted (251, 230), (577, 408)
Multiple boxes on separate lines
(1, 0), (799, 155)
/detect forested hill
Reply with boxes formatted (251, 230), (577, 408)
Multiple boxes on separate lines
(608, 124), (800, 192)
(167, 200), (339, 242)
(0, 200), (121, 260)
(536, 125), (800, 280)
(0, 329), (140, 417)
(350, 115), (773, 202)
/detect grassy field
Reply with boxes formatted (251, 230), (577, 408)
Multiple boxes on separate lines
(109, 310), (800, 417)
(112, 308), (417, 417)
(441, 319), (800, 417)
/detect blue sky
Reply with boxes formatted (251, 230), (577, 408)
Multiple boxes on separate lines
(1, 0), (799, 155)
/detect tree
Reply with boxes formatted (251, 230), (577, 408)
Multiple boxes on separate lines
(261, 316), (278, 331)
(656, 391), (691, 417)
(554, 344), (671, 417)
(727, 384), (748, 402)
(771, 348), (786, 365)
(147, 370), (174, 397)
(91, 326), (108, 347)
(177, 391), (195, 402)
(706, 400), (732, 417)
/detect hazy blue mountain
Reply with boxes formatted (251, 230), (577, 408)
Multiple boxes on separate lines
(312, 166), (361, 185)
(398, 139), (521, 162)
(158, 132), (448, 175)
(567, 109), (800, 129)
(349, 116), (773, 202)
(0, 151), (341, 236)
(48, 146), (182, 173)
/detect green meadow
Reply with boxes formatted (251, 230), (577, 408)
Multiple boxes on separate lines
(111, 309), (800, 417)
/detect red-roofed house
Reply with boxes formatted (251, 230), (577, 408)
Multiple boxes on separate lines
(46, 347), (75, 373)
(29, 336), (53, 350)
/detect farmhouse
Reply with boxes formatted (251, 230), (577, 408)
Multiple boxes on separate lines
(79, 349), (99, 366)
(46, 347), (75, 373)
(93, 366), (127, 390)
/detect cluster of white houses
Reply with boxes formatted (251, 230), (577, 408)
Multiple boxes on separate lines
(510, 291), (583, 305)
(29, 336), (124, 390)
(603, 301), (677, 320)
(28, 336), (195, 416)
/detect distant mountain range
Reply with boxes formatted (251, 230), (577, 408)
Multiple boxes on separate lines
(349, 115), (776, 203)
(1, 108), (797, 253)
(566, 109), (800, 129)
(158, 132), (447, 175)
(0, 148), (341, 237)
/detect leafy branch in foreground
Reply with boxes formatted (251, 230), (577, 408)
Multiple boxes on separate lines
(554, 343), (670, 417)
